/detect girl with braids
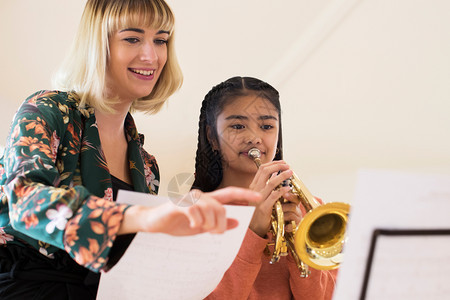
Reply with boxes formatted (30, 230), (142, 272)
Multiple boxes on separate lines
(192, 76), (337, 300)
(0, 1), (261, 299)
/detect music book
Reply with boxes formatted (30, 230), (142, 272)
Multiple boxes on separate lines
(97, 190), (255, 300)
(333, 169), (450, 300)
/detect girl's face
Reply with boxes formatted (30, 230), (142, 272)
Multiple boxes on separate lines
(214, 95), (280, 174)
(106, 26), (169, 104)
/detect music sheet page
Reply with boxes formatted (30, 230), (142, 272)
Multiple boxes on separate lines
(97, 190), (255, 300)
(365, 234), (450, 299)
(333, 169), (450, 300)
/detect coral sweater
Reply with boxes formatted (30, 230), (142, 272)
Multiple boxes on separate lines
(205, 228), (337, 300)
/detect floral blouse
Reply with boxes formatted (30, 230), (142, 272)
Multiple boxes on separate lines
(0, 90), (159, 272)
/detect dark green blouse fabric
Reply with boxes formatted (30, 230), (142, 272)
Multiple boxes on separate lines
(0, 90), (159, 272)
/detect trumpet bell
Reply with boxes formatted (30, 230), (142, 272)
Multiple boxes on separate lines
(294, 202), (350, 270)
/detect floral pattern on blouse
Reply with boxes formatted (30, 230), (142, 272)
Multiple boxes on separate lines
(0, 90), (159, 272)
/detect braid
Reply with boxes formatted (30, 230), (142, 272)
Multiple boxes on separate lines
(192, 80), (234, 192)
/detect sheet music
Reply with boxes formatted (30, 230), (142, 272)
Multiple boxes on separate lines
(97, 190), (255, 300)
(333, 169), (450, 300)
(365, 234), (450, 300)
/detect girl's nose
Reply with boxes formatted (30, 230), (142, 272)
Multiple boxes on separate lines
(246, 132), (262, 144)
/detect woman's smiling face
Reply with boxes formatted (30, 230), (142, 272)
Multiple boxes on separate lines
(106, 26), (169, 103)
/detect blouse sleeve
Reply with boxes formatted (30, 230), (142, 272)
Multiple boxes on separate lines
(205, 228), (269, 299)
(2, 92), (129, 272)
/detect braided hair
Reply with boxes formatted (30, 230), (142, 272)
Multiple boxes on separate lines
(192, 76), (283, 192)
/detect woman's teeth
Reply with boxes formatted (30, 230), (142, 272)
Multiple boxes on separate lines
(131, 69), (154, 76)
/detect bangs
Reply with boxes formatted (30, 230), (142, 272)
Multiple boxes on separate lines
(106, 0), (175, 35)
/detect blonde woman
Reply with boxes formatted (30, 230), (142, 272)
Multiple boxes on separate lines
(0, 1), (260, 299)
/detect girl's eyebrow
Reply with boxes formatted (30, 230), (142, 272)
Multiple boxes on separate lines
(225, 115), (248, 120)
(119, 28), (170, 35)
(259, 115), (278, 121)
(225, 115), (278, 121)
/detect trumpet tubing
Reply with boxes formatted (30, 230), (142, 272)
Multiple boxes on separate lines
(248, 148), (350, 275)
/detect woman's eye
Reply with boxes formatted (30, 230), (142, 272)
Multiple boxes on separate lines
(155, 39), (168, 45)
(124, 37), (140, 44)
(261, 124), (274, 130)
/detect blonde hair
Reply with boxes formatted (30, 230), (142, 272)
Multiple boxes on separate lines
(53, 0), (183, 114)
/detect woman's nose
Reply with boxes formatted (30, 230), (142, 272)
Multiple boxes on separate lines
(140, 43), (158, 62)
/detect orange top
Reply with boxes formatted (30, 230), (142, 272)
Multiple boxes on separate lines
(205, 228), (337, 300)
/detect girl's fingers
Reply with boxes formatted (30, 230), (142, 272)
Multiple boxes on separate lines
(284, 222), (295, 233)
(282, 202), (301, 213)
(251, 161), (290, 190)
(282, 192), (300, 205)
(264, 169), (293, 192)
(248, 186), (291, 236)
(263, 186), (291, 209)
(282, 203), (302, 223)
(283, 211), (302, 223)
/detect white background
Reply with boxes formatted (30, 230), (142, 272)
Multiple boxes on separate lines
(1, 0), (449, 203)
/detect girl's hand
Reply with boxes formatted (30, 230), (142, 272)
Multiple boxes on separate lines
(247, 160), (295, 237)
(281, 201), (302, 233)
(119, 187), (261, 236)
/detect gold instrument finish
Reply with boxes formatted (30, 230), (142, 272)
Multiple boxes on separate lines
(248, 149), (289, 263)
(248, 148), (350, 275)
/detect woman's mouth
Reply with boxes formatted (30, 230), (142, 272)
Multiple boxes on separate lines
(129, 68), (155, 79)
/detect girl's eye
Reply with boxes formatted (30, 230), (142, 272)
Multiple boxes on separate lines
(154, 39), (168, 45)
(124, 37), (140, 44)
(231, 124), (245, 130)
(261, 124), (274, 130)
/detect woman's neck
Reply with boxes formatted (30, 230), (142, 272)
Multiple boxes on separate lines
(95, 107), (129, 137)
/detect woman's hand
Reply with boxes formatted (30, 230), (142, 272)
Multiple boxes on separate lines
(248, 160), (296, 237)
(118, 187), (261, 236)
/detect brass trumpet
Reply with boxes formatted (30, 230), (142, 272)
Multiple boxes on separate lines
(248, 148), (350, 277)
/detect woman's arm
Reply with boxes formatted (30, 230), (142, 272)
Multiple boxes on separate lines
(119, 188), (261, 236)
(1, 91), (132, 272)
(3, 91), (97, 249)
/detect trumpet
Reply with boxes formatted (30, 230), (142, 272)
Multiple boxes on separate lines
(248, 148), (350, 277)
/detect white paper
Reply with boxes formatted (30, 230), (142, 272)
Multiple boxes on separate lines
(97, 190), (255, 300)
(366, 234), (450, 300)
(333, 169), (450, 300)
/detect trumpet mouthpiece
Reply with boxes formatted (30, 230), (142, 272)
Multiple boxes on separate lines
(248, 148), (261, 159)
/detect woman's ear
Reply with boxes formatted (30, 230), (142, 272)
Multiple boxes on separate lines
(206, 126), (219, 150)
